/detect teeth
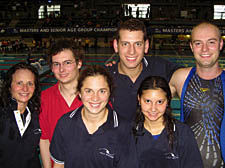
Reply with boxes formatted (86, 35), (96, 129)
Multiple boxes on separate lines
(20, 93), (29, 96)
(91, 103), (100, 107)
(127, 57), (136, 61)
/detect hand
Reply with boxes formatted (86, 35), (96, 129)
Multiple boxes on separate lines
(105, 61), (116, 67)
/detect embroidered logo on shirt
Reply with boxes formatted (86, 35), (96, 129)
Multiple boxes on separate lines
(98, 148), (115, 159)
(164, 152), (179, 160)
(200, 88), (209, 92)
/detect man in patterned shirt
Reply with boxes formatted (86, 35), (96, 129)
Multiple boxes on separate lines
(170, 22), (225, 167)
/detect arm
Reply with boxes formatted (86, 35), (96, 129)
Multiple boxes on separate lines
(40, 139), (52, 168)
(53, 163), (64, 168)
(169, 67), (191, 98)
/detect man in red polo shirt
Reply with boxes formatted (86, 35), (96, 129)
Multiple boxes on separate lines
(39, 39), (83, 168)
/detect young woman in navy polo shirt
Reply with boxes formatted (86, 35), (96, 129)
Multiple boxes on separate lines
(133, 76), (203, 168)
(50, 65), (138, 168)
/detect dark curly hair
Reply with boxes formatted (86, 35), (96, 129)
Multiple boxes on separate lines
(48, 39), (84, 66)
(0, 62), (41, 114)
(77, 65), (114, 98)
(115, 19), (148, 41)
(133, 76), (176, 150)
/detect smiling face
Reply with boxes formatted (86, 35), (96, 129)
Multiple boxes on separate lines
(79, 75), (110, 116)
(10, 69), (35, 108)
(138, 89), (168, 123)
(51, 49), (82, 84)
(190, 23), (223, 69)
(113, 30), (149, 71)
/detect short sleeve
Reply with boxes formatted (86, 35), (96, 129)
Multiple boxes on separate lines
(39, 92), (50, 140)
(50, 118), (65, 165)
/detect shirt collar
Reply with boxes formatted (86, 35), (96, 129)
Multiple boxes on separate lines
(69, 104), (119, 132)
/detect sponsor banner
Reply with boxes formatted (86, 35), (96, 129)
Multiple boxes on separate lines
(0, 27), (225, 35)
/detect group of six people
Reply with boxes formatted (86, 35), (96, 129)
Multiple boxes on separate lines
(0, 18), (224, 168)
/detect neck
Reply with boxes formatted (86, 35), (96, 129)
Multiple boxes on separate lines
(59, 80), (78, 98)
(144, 118), (165, 135)
(118, 62), (143, 83)
(82, 107), (108, 134)
(58, 80), (78, 107)
(17, 102), (27, 114)
(196, 64), (222, 80)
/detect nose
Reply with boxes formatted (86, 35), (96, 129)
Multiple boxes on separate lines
(151, 103), (156, 112)
(22, 84), (28, 91)
(92, 92), (99, 101)
(202, 43), (209, 52)
(59, 64), (65, 72)
(129, 44), (136, 55)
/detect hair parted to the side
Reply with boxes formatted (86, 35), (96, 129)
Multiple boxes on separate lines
(48, 39), (84, 65)
(77, 65), (114, 97)
(133, 76), (176, 150)
(0, 62), (41, 114)
(115, 19), (148, 41)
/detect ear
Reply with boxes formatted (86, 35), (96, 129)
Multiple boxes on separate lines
(113, 39), (119, 53)
(220, 39), (224, 51)
(137, 95), (141, 105)
(77, 60), (82, 70)
(144, 39), (149, 54)
(78, 92), (81, 99)
(189, 42), (194, 52)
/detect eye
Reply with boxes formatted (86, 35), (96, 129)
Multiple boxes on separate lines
(85, 89), (92, 94)
(27, 82), (34, 87)
(208, 40), (216, 45)
(136, 42), (143, 47)
(145, 99), (151, 103)
(157, 100), (163, 104)
(193, 41), (201, 47)
(17, 81), (23, 85)
(121, 42), (129, 46)
(52, 62), (60, 67)
(64, 60), (73, 65)
(99, 89), (106, 94)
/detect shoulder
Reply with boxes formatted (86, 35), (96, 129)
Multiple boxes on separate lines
(104, 62), (118, 74)
(170, 67), (192, 83)
(41, 83), (58, 98)
(175, 120), (194, 136)
(144, 56), (171, 63)
(116, 114), (133, 133)
(0, 107), (10, 118)
(173, 67), (192, 76)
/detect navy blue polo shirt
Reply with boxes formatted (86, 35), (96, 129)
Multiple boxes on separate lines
(50, 104), (138, 168)
(136, 121), (203, 168)
(106, 56), (181, 121)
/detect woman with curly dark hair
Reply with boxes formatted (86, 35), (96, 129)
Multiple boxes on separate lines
(0, 62), (41, 168)
(133, 76), (203, 168)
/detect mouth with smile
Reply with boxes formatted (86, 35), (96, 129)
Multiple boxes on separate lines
(200, 54), (211, 58)
(59, 73), (68, 78)
(126, 56), (137, 62)
(89, 103), (101, 108)
(146, 111), (159, 118)
(19, 93), (30, 97)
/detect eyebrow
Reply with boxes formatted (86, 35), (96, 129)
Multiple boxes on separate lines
(193, 38), (218, 43)
(52, 59), (74, 63)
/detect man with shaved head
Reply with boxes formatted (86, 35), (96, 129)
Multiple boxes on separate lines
(170, 22), (225, 167)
